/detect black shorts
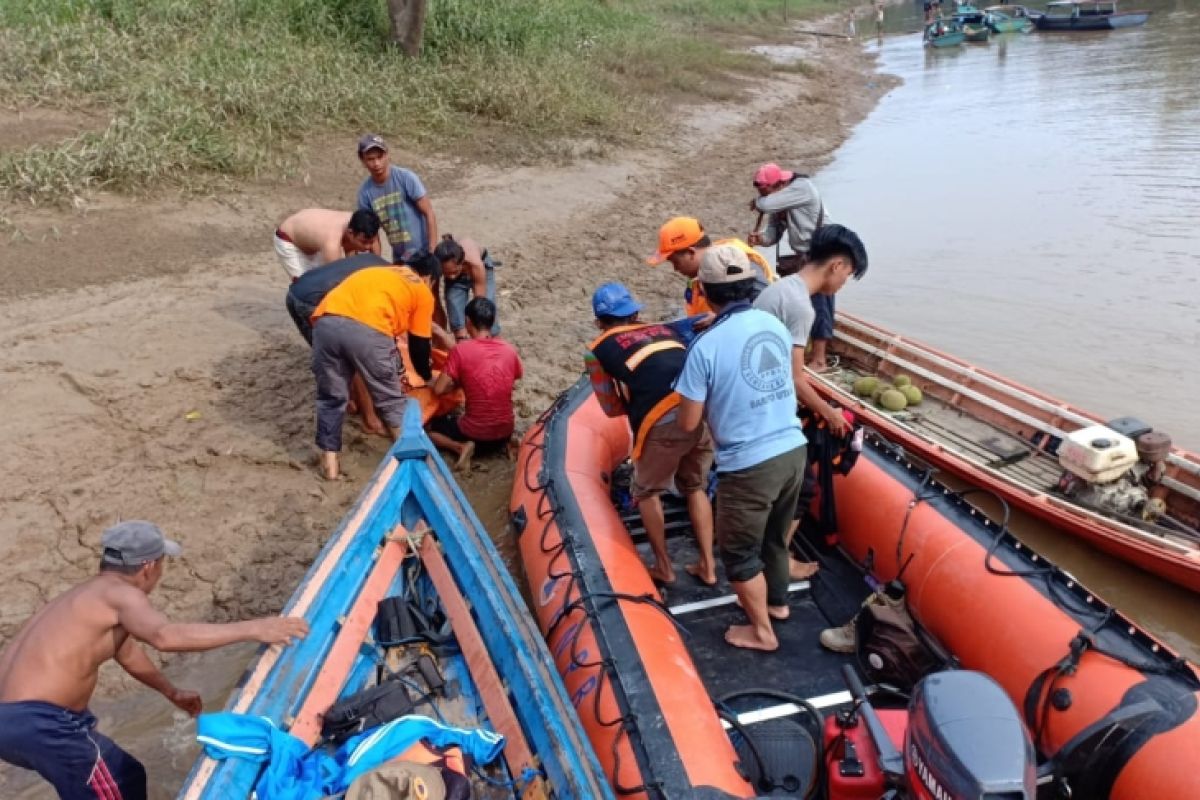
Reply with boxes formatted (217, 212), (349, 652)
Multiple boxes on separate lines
(428, 414), (509, 454)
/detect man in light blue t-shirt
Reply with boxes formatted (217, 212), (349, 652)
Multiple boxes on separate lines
(355, 134), (438, 264)
(676, 244), (808, 652)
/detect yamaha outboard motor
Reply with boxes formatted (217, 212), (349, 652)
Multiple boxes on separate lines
(905, 671), (1036, 799)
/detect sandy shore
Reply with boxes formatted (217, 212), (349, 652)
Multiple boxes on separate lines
(0, 31), (890, 797)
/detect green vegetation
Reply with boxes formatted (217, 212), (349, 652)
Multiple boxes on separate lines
(0, 0), (836, 203)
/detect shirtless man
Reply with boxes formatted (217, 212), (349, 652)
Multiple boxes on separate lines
(273, 208), (381, 280)
(0, 521), (308, 799)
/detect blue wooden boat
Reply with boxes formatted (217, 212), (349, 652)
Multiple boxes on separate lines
(984, 4), (1037, 31)
(955, 4), (994, 38)
(925, 17), (968, 46)
(179, 401), (612, 799)
(1036, 0), (1150, 29)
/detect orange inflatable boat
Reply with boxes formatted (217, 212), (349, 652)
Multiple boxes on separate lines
(510, 377), (1200, 799)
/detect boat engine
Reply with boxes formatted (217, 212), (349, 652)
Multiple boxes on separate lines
(826, 667), (1036, 799)
(1055, 420), (1172, 522)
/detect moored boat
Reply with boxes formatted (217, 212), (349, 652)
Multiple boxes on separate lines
(814, 312), (1200, 593)
(985, 3), (1038, 30)
(955, 5), (994, 39)
(1035, 0), (1150, 30)
(180, 401), (612, 799)
(924, 17), (968, 46)
(511, 376), (1200, 799)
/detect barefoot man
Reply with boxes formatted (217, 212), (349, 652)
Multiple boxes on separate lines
(0, 521), (308, 799)
(675, 246), (808, 651)
(584, 282), (717, 585)
(273, 208), (381, 280)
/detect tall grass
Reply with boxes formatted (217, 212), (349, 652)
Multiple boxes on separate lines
(0, 0), (830, 203)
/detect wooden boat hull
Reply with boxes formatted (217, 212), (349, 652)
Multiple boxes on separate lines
(181, 401), (612, 799)
(511, 377), (1200, 799)
(964, 21), (993, 39)
(1035, 10), (1149, 28)
(927, 30), (967, 46)
(814, 312), (1200, 593)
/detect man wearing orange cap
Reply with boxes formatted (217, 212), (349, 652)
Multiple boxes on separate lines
(747, 163), (834, 371)
(646, 217), (776, 326)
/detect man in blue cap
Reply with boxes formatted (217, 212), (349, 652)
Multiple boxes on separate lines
(584, 282), (716, 586)
(0, 521), (308, 799)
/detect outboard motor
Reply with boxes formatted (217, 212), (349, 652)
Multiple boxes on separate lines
(906, 671), (1036, 799)
(827, 667), (1036, 799)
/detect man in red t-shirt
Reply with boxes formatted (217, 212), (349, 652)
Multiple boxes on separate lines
(429, 297), (523, 471)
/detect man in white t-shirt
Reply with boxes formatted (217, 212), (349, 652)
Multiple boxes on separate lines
(753, 223), (869, 581)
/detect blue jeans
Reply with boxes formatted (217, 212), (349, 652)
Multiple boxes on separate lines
(444, 255), (499, 335)
(811, 292), (835, 340)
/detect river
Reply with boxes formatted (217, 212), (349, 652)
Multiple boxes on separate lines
(821, 0), (1200, 657)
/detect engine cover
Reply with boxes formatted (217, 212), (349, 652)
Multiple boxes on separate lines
(905, 671), (1035, 799)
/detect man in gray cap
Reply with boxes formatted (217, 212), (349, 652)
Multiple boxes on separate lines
(0, 520), (308, 799)
(355, 133), (438, 264)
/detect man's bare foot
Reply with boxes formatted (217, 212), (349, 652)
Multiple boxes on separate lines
(768, 604), (790, 621)
(725, 624), (779, 652)
(789, 559), (820, 580)
(321, 452), (340, 481)
(648, 563), (676, 585)
(685, 562), (718, 587)
(454, 441), (475, 472)
(363, 417), (387, 436)
(347, 399), (360, 415)
(806, 359), (830, 373)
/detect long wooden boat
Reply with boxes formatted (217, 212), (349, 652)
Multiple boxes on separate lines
(511, 377), (1200, 799)
(985, 4), (1038, 30)
(1035, 0), (1150, 30)
(812, 312), (1200, 592)
(924, 17), (968, 46)
(955, 5), (995, 39)
(181, 401), (612, 799)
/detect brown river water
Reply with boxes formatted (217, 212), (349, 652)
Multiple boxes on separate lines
(823, 0), (1200, 656)
(6, 7), (1198, 798)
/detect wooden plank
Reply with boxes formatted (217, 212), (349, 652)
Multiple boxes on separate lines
(288, 534), (410, 745)
(418, 535), (550, 800)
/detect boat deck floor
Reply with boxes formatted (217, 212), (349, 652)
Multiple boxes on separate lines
(831, 365), (1063, 492)
(621, 497), (873, 723)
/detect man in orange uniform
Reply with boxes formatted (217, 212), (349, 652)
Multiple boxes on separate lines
(310, 258), (437, 479)
(645, 216), (776, 326)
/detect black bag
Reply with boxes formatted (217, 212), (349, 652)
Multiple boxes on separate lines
(320, 680), (415, 744)
(855, 593), (952, 691)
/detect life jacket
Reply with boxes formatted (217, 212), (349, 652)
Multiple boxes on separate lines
(683, 238), (776, 316)
(588, 323), (688, 460)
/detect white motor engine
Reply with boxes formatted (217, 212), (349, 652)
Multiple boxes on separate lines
(1056, 423), (1172, 521)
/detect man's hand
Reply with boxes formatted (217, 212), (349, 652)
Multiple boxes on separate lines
(821, 405), (850, 437)
(748, 198), (759, 212)
(747, 232), (763, 246)
(167, 688), (203, 717)
(254, 617), (309, 646)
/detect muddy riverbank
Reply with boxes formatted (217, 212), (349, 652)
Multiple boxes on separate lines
(0, 28), (888, 797)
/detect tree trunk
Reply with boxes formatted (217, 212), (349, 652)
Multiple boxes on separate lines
(387, 0), (428, 58)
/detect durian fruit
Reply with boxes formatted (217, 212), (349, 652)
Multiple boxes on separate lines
(900, 385), (923, 406)
(853, 376), (879, 397)
(893, 374), (912, 388)
(872, 383), (894, 402)
(879, 388), (909, 412)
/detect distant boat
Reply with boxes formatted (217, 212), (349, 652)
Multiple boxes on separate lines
(925, 17), (967, 46)
(984, 4), (1037, 31)
(1035, 0), (1150, 30)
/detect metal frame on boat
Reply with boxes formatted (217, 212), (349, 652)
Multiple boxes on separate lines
(180, 401), (612, 799)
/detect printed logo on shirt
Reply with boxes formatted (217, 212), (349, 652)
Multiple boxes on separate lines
(739, 331), (788, 393)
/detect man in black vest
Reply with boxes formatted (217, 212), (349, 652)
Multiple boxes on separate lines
(584, 283), (717, 586)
